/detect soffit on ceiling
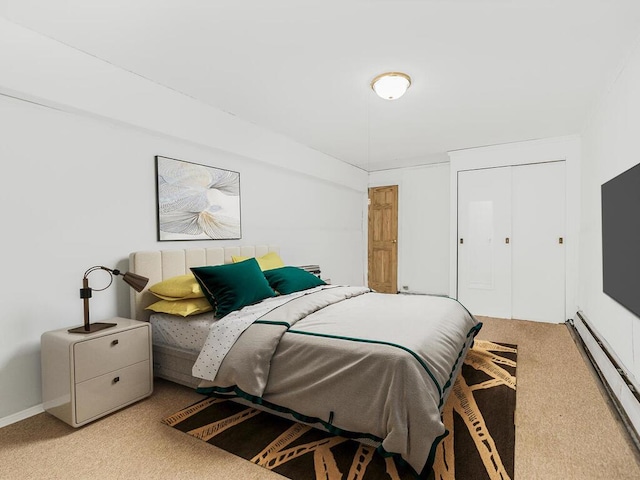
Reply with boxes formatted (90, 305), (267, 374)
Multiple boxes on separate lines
(3, 0), (640, 171)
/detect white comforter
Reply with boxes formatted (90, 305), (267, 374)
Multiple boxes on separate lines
(194, 285), (481, 477)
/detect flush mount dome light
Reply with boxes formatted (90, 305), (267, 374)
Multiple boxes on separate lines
(371, 72), (412, 100)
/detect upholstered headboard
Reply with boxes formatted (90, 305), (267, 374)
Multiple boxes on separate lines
(128, 245), (280, 322)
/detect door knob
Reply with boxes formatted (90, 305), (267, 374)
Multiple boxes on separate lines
(505, 237), (510, 244)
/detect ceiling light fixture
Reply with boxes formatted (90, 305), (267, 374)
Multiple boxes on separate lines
(371, 72), (412, 100)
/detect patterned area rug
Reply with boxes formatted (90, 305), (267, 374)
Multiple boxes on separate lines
(162, 340), (516, 479)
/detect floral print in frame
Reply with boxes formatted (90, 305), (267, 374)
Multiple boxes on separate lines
(155, 156), (241, 241)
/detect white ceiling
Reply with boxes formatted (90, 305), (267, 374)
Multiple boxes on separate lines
(3, 0), (640, 171)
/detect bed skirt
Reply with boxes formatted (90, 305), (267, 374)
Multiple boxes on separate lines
(152, 344), (201, 388)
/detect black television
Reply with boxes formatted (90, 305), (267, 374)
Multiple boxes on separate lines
(601, 161), (640, 318)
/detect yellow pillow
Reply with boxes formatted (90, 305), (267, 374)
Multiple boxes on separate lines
(231, 251), (285, 271)
(145, 297), (213, 317)
(148, 274), (204, 300)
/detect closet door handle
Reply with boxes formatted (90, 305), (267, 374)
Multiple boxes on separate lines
(559, 237), (564, 244)
(505, 237), (510, 244)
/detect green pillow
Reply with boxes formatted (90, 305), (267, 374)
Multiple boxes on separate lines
(191, 258), (275, 318)
(264, 266), (326, 295)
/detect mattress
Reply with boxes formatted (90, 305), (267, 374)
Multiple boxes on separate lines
(150, 312), (215, 353)
(149, 312), (216, 388)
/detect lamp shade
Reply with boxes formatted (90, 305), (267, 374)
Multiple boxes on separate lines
(122, 271), (149, 292)
(371, 72), (412, 100)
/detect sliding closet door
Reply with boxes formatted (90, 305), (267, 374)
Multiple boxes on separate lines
(457, 167), (512, 318)
(457, 161), (566, 322)
(511, 162), (565, 322)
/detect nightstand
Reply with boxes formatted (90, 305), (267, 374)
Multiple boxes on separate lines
(41, 317), (153, 427)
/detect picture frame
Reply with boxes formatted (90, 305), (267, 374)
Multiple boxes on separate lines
(155, 156), (241, 241)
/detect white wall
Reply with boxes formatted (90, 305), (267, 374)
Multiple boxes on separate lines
(579, 36), (640, 383)
(448, 136), (582, 322)
(0, 18), (363, 192)
(369, 163), (450, 295)
(0, 19), (367, 423)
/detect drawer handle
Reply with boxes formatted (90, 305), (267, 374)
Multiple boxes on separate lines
(111, 339), (119, 347)
(113, 376), (120, 384)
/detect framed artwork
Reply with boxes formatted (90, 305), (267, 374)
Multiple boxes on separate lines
(155, 156), (241, 241)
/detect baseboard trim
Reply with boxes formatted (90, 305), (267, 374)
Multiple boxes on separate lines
(0, 404), (44, 429)
(570, 311), (640, 450)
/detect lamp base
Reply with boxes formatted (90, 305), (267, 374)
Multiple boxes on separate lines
(68, 322), (117, 334)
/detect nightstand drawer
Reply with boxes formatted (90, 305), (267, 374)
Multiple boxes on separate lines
(75, 360), (152, 424)
(74, 326), (150, 382)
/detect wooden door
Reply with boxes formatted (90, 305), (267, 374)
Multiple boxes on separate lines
(368, 185), (398, 293)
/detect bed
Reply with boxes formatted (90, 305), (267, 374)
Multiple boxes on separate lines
(129, 245), (481, 477)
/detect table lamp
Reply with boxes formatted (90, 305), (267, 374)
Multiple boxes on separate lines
(68, 265), (149, 334)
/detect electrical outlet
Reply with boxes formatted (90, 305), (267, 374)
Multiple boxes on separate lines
(402, 285), (409, 291)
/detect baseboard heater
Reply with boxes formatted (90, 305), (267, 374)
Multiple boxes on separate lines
(570, 311), (640, 449)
